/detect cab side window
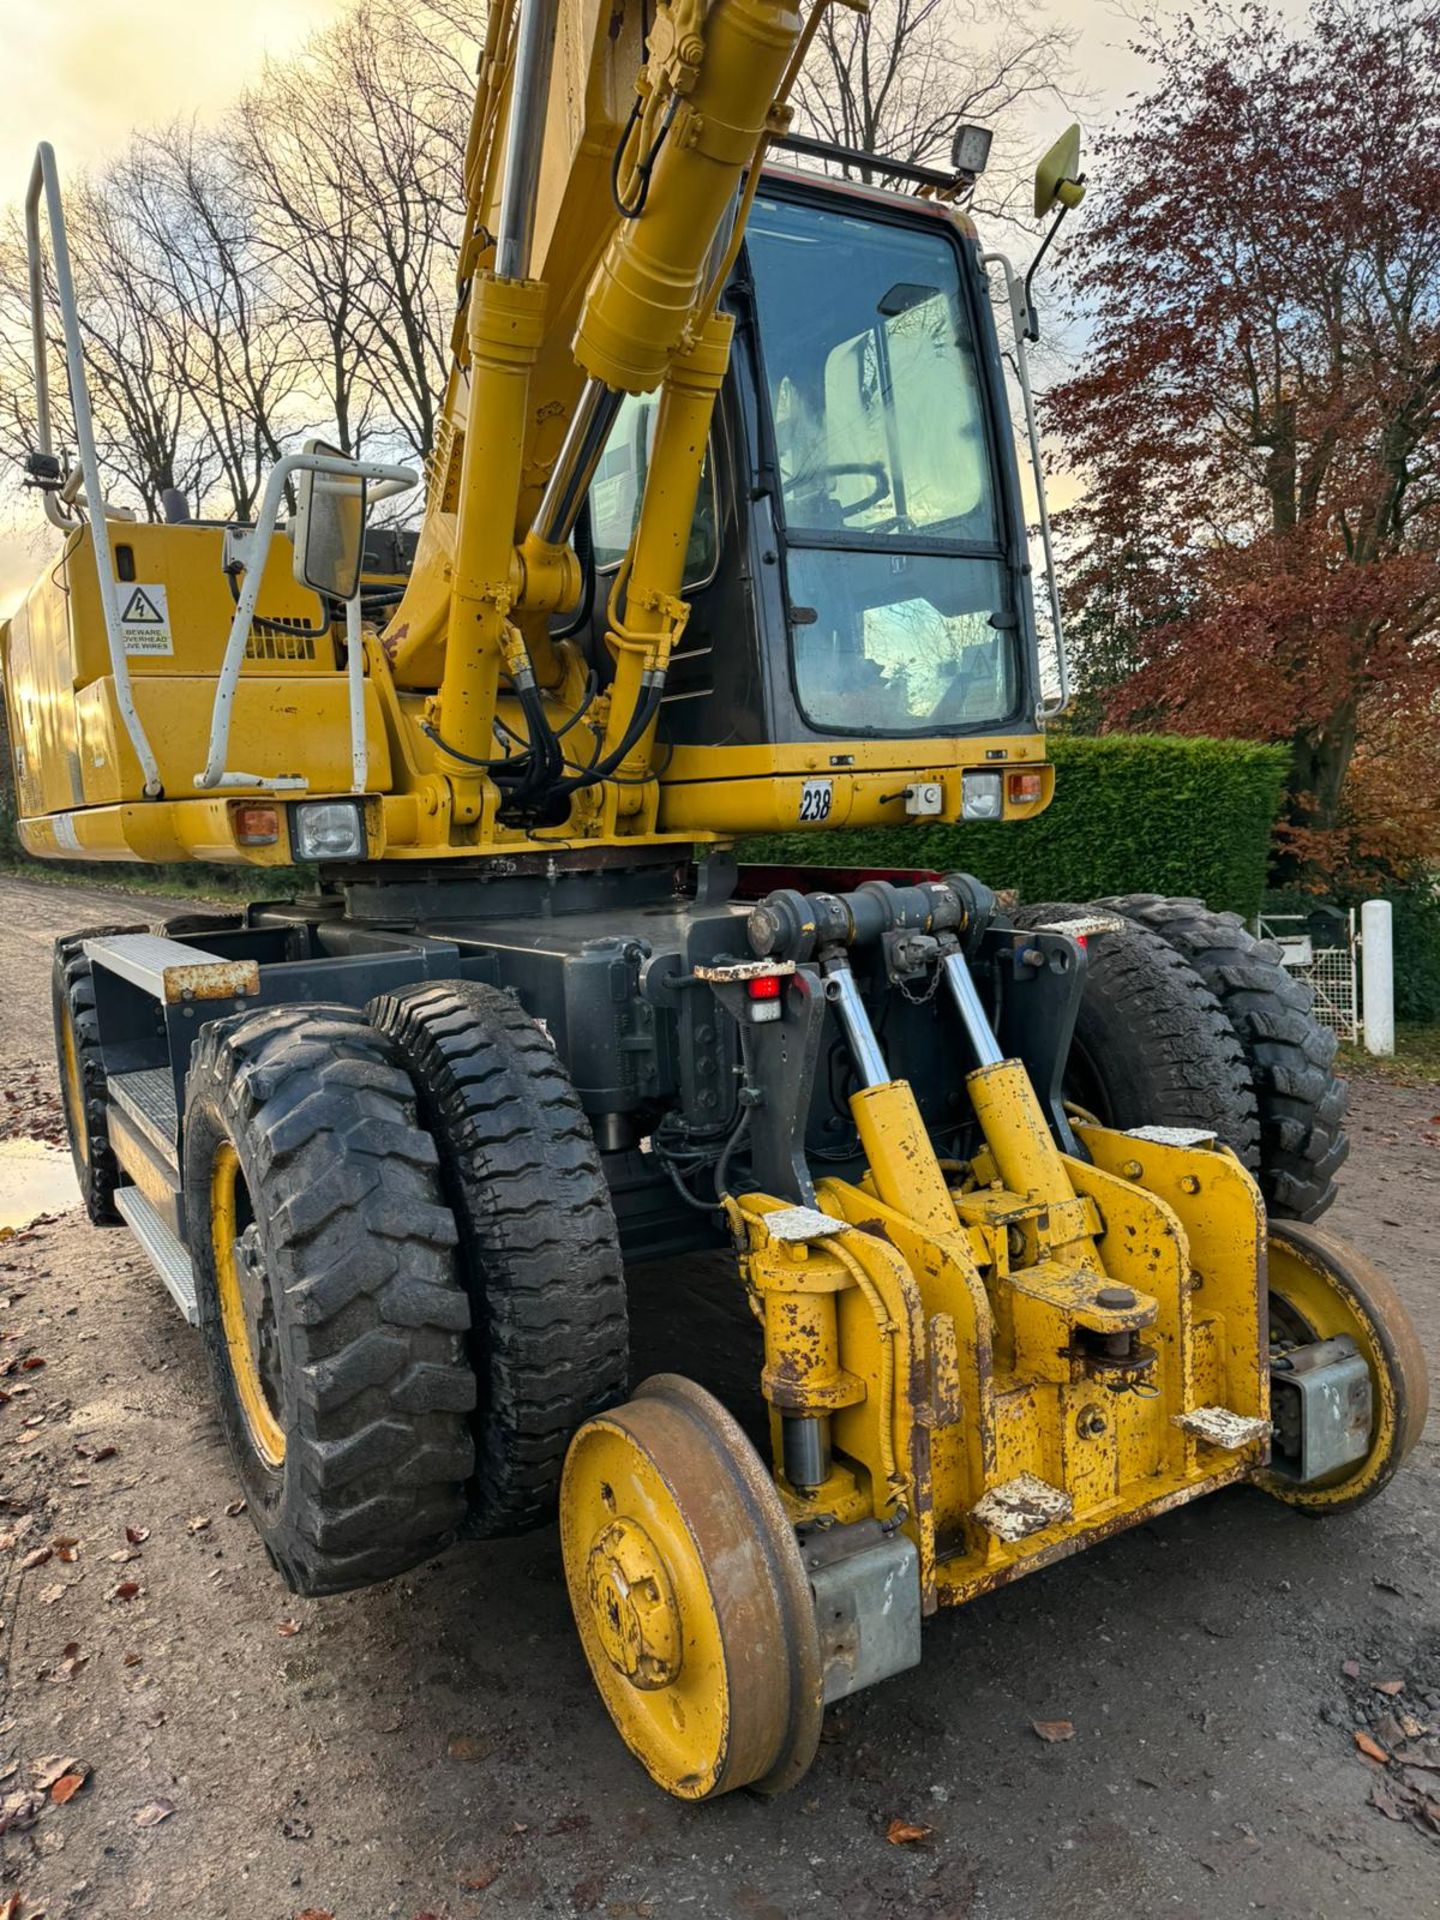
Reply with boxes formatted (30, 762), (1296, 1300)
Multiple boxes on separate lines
(589, 393), (719, 588)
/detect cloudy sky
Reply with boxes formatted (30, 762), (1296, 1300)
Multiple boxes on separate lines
(0, 0), (1293, 611)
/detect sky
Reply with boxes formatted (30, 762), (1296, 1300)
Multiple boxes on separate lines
(0, 0), (1291, 613)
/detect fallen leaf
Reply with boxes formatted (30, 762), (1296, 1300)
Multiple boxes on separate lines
(132, 1799), (175, 1828)
(38, 1584), (64, 1606)
(92, 1445), (117, 1461)
(121, 1653), (142, 1668)
(31, 1755), (82, 1791)
(20, 1547), (51, 1570)
(224, 1498), (247, 1517)
(55, 1545), (79, 1565)
(1032, 1719), (1075, 1743)
(0, 1889), (19, 1919)
(1355, 1729), (1389, 1763)
(108, 1580), (141, 1602)
(294, 1910), (334, 1920)
(1374, 1679), (1405, 1697)
(50, 1770), (88, 1805)
(1342, 1659), (1361, 1678)
(459, 1868), (500, 1892)
(20, 1357), (44, 1371)
(108, 1549), (140, 1563)
(886, 1817), (933, 1845)
(124, 1526), (149, 1546)
(277, 1618), (302, 1637)
(187, 1516), (211, 1535)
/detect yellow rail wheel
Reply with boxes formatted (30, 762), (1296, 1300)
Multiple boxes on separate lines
(561, 1374), (822, 1802)
(1258, 1221), (1430, 1514)
(50, 924), (145, 1225)
(183, 1004), (477, 1594)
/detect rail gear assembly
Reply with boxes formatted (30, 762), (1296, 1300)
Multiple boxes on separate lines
(4, 0), (1425, 1804)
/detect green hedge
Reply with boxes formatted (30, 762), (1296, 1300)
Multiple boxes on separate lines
(1393, 881), (1440, 1023)
(740, 734), (1290, 921)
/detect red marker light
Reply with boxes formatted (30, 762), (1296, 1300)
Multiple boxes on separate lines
(747, 973), (783, 1000)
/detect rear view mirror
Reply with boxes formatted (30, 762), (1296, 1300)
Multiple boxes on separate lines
(292, 440), (366, 601)
(1034, 124), (1086, 219)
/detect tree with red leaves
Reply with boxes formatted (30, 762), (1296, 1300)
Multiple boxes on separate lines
(1049, 0), (1440, 886)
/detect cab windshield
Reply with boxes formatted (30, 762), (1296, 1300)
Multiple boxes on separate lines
(746, 193), (1018, 735)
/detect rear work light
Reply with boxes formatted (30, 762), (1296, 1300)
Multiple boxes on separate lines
(746, 973), (784, 1022)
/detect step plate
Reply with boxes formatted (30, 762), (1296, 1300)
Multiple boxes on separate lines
(971, 1473), (1074, 1543)
(109, 1069), (179, 1159)
(84, 933), (258, 1004)
(115, 1186), (198, 1326)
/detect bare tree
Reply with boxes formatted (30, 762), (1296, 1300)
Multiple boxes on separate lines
(792, 0), (1079, 222)
(242, 0), (474, 467)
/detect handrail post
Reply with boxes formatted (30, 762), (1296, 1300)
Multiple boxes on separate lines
(27, 143), (164, 794)
(981, 249), (1070, 723)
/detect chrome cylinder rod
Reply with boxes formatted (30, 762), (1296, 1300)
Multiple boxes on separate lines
(531, 377), (625, 547)
(942, 950), (1004, 1068)
(782, 1414), (831, 1493)
(494, 0), (562, 281)
(823, 958), (890, 1089)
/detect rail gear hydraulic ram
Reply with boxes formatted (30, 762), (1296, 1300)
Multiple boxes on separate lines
(7, 0), (1424, 1803)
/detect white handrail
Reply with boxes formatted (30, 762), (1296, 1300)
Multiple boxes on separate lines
(27, 143), (164, 795)
(981, 249), (1070, 723)
(194, 450), (417, 792)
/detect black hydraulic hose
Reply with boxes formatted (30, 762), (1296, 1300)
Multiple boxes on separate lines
(545, 679), (665, 801)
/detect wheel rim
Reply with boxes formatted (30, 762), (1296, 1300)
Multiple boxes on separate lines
(1261, 1225), (1424, 1509)
(561, 1376), (822, 1801)
(59, 1006), (90, 1169)
(210, 1143), (286, 1469)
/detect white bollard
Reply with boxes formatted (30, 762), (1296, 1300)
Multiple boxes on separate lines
(1361, 899), (1394, 1056)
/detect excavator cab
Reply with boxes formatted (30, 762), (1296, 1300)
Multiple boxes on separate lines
(578, 174), (1040, 759)
(3, 0), (1425, 1809)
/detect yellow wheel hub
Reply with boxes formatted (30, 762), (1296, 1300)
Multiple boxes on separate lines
(1258, 1220), (1428, 1513)
(210, 1143), (287, 1470)
(587, 1518), (684, 1689)
(59, 1007), (89, 1169)
(561, 1374), (822, 1802)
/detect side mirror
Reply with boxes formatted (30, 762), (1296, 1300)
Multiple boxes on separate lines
(1034, 124), (1086, 219)
(292, 440), (366, 601)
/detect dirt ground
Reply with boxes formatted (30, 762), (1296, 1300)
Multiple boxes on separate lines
(0, 871), (1436, 1920)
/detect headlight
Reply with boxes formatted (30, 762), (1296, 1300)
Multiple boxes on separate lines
(292, 800), (366, 861)
(961, 772), (1003, 821)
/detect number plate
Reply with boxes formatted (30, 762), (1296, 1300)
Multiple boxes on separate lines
(798, 779), (834, 824)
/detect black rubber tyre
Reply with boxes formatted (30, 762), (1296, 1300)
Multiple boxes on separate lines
(183, 1004), (477, 1595)
(1012, 903), (1260, 1165)
(1095, 895), (1348, 1221)
(369, 980), (628, 1538)
(51, 924), (145, 1226)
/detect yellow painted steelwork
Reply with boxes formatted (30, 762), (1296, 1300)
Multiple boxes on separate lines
(729, 1066), (1272, 1619)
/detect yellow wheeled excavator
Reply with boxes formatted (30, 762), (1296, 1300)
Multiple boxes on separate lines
(3, 0), (1427, 1802)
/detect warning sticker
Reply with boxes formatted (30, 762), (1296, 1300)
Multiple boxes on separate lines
(114, 582), (172, 656)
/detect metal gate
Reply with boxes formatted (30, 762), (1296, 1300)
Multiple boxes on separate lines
(1257, 910), (1359, 1043)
